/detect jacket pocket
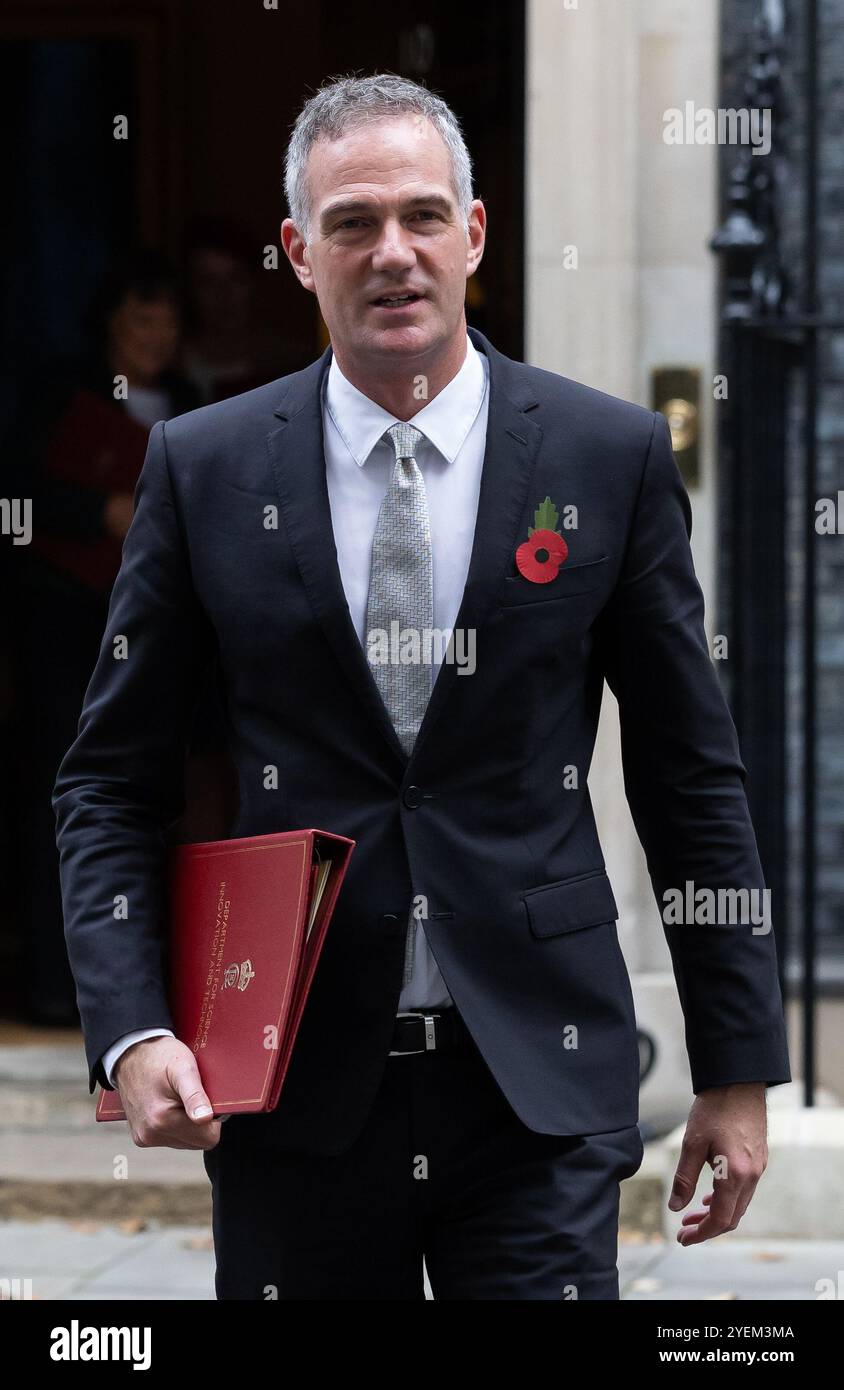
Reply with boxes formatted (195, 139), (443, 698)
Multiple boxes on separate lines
(499, 555), (609, 607)
(523, 869), (619, 938)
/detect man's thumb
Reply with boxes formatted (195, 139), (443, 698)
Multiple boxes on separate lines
(173, 1065), (214, 1121)
(669, 1138), (706, 1210)
(668, 1180), (690, 1212)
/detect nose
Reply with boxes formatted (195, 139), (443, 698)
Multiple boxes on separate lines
(371, 217), (416, 273)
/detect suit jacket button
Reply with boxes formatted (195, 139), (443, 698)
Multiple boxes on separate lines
(403, 785), (424, 809)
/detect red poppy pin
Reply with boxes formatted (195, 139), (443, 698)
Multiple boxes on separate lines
(515, 496), (568, 583)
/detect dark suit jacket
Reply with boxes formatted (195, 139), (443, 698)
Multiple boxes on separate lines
(52, 326), (791, 1156)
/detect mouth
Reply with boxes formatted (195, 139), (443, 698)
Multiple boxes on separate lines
(369, 292), (424, 310)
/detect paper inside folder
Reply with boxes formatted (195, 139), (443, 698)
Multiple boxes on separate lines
(306, 849), (333, 939)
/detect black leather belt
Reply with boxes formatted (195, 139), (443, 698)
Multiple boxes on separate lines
(388, 1009), (465, 1056)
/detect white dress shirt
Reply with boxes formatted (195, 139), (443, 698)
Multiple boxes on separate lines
(102, 332), (490, 1085)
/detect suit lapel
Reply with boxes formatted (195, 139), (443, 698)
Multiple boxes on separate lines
(410, 328), (543, 762)
(266, 327), (544, 771)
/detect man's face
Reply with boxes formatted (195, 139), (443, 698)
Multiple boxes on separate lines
(283, 114), (484, 370)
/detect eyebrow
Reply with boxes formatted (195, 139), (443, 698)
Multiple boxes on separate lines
(320, 192), (455, 229)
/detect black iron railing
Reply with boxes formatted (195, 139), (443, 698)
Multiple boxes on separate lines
(710, 0), (837, 1106)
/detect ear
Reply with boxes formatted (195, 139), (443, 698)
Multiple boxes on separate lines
(466, 200), (486, 278)
(281, 218), (316, 293)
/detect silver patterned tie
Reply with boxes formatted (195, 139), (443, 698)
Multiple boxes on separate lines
(365, 422), (433, 986)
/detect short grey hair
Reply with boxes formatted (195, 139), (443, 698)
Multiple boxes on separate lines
(283, 72), (474, 242)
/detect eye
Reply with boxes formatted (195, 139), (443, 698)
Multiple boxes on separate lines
(337, 218), (365, 230)
(412, 210), (440, 221)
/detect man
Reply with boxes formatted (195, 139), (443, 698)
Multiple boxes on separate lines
(53, 74), (791, 1300)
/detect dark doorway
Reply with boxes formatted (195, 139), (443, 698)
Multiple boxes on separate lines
(320, 0), (525, 360)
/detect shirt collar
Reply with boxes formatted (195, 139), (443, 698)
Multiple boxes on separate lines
(324, 332), (488, 467)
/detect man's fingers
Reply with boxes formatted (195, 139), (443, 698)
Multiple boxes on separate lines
(677, 1177), (741, 1245)
(142, 1137), (211, 1151)
(680, 1207), (711, 1227)
(680, 1192), (713, 1224)
(678, 1212), (732, 1245)
(675, 1155), (766, 1243)
(135, 1108), (222, 1150)
(139, 1137), (217, 1151)
(728, 1178), (759, 1233)
(161, 1128), (221, 1150)
(156, 1104), (222, 1149)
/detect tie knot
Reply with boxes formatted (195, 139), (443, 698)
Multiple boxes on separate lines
(386, 422), (424, 462)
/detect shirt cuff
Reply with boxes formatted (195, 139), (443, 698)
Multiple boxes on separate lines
(102, 1028), (175, 1088)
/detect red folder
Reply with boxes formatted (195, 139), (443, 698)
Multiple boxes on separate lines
(95, 828), (355, 1121)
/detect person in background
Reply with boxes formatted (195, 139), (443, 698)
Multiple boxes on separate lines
(180, 218), (281, 403)
(10, 249), (202, 1025)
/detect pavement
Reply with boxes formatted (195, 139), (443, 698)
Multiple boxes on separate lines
(1, 1027), (842, 1301)
(4, 1219), (841, 1300)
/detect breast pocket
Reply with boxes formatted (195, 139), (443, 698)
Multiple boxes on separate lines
(499, 555), (609, 608)
(522, 868), (619, 937)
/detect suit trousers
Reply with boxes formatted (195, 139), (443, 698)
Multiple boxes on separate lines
(202, 1008), (644, 1300)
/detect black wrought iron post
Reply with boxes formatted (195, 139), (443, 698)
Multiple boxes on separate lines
(711, 0), (825, 1106)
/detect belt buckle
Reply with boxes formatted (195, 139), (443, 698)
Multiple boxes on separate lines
(390, 1011), (442, 1056)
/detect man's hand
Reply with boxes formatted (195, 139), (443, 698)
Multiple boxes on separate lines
(112, 1035), (222, 1151)
(669, 1082), (768, 1245)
